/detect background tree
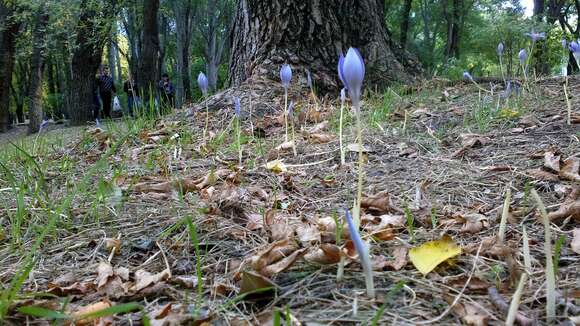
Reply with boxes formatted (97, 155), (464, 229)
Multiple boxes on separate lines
(28, 7), (49, 134)
(69, 0), (118, 125)
(0, 1), (21, 132)
(138, 0), (160, 99)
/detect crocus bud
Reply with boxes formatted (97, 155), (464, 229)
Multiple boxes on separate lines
(463, 71), (473, 81)
(340, 88), (346, 103)
(570, 41), (580, 66)
(518, 49), (527, 64)
(526, 31), (545, 43)
(306, 69), (312, 89)
(345, 208), (374, 298)
(234, 97), (241, 118)
(497, 42), (504, 56)
(280, 64), (292, 88)
(197, 72), (208, 96)
(342, 48), (365, 107)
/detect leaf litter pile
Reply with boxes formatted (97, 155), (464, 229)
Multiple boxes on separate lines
(0, 77), (579, 325)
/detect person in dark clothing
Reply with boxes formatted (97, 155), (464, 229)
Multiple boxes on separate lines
(97, 66), (116, 119)
(123, 74), (139, 117)
(158, 73), (175, 110)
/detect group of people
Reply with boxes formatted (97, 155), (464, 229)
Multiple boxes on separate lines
(94, 66), (175, 120)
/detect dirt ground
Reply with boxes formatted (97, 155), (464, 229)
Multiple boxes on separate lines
(0, 77), (578, 325)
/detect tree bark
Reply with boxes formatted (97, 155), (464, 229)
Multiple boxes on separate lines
(172, 0), (194, 105)
(228, 0), (420, 93)
(139, 0), (160, 99)
(28, 11), (50, 134)
(400, 0), (413, 48)
(444, 0), (461, 60)
(69, 0), (115, 125)
(0, 3), (20, 132)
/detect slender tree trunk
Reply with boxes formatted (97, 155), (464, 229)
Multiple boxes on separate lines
(28, 11), (50, 134)
(400, 0), (413, 48)
(69, 0), (114, 125)
(139, 0), (160, 99)
(172, 0), (193, 104)
(0, 3), (20, 132)
(228, 0), (419, 92)
(444, 0), (461, 60)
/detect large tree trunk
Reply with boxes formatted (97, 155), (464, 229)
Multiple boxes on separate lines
(228, 0), (419, 93)
(139, 0), (160, 99)
(28, 11), (50, 134)
(400, 0), (413, 48)
(69, 0), (114, 125)
(0, 3), (20, 133)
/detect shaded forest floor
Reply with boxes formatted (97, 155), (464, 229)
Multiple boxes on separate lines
(0, 77), (579, 325)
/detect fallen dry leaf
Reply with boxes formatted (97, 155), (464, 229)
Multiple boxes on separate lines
(308, 120), (328, 133)
(275, 140), (295, 151)
(560, 157), (580, 182)
(525, 168), (559, 182)
(361, 191), (396, 215)
(544, 151), (561, 172)
(446, 295), (489, 326)
(373, 246), (408, 271)
(132, 269), (170, 292)
(458, 213), (489, 234)
(409, 235), (461, 275)
(265, 160), (288, 174)
(295, 224), (321, 246)
(571, 228), (580, 255)
(451, 133), (491, 158)
(548, 187), (580, 221)
(239, 271), (276, 295)
(307, 133), (334, 144)
(149, 303), (211, 326)
(304, 244), (342, 265)
(71, 300), (112, 326)
(48, 281), (94, 296)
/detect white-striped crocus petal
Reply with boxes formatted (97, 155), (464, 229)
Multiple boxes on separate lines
(518, 49), (528, 64)
(340, 88), (346, 104)
(280, 64), (292, 88)
(342, 48), (365, 106)
(234, 97), (241, 118)
(338, 53), (347, 90)
(345, 208), (375, 298)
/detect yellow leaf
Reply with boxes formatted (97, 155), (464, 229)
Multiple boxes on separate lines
(265, 160), (287, 174)
(409, 235), (461, 275)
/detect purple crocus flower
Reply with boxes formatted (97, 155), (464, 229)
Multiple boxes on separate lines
(280, 64), (292, 88)
(345, 208), (374, 298)
(338, 53), (347, 90)
(570, 41), (580, 66)
(518, 49), (528, 64)
(197, 72), (208, 96)
(525, 31), (546, 42)
(463, 71), (473, 81)
(342, 48), (365, 107)
(233, 97), (241, 118)
(497, 42), (504, 56)
(39, 118), (49, 131)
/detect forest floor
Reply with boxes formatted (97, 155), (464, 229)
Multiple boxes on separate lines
(0, 76), (579, 325)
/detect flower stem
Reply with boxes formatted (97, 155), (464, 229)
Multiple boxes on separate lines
(339, 100), (345, 165)
(237, 117), (242, 165)
(355, 103), (363, 227)
(564, 76), (572, 125)
(284, 88), (289, 142)
(203, 98), (209, 142)
(499, 55), (506, 85)
(291, 115), (297, 157)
